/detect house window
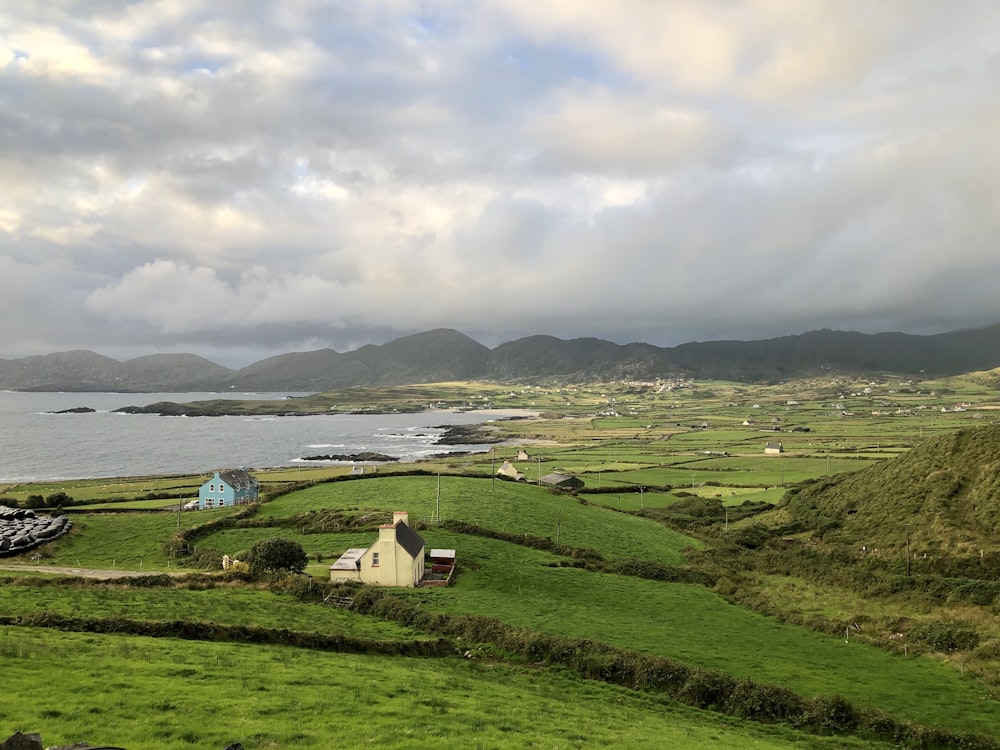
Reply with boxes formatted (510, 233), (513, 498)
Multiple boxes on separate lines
(371, 552), (379, 567)
(209, 484), (215, 492)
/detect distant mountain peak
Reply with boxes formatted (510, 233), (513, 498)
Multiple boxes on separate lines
(2, 322), (1000, 391)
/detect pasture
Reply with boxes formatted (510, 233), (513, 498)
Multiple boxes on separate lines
(0, 626), (892, 750)
(4, 374), (1000, 747)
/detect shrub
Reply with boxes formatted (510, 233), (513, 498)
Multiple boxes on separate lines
(45, 491), (72, 507)
(804, 695), (859, 735)
(729, 523), (774, 549)
(678, 669), (738, 710)
(23, 495), (45, 509)
(908, 621), (980, 653)
(244, 538), (308, 577)
(725, 679), (805, 723)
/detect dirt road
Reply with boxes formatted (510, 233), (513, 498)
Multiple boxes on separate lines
(0, 564), (185, 579)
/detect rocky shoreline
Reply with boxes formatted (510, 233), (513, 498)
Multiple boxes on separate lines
(431, 423), (500, 445)
(300, 451), (398, 462)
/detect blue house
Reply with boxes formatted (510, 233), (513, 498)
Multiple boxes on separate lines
(198, 469), (259, 510)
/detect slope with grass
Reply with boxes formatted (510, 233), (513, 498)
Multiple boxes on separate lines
(181, 474), (1000, 738)
(1, 626), (896, 750)
(785, 423), (1000, 552)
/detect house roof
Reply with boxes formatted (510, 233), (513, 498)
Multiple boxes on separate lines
(765, 442), (783, 449)
(329, 548), (368, 571)
(393, 520), (425, 559)
(540, 472), (582, 486)
(216, 469), (257, 489)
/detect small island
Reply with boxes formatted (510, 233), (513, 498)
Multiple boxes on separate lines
(300, 451), (398, 462)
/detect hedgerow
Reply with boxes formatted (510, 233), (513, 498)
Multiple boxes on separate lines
(440, 519), (715, 585)
(346, 587), (998, 749)
(0, 611), (452, 657)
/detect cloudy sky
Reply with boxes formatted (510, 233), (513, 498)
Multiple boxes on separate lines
(2, 1), (999, 366)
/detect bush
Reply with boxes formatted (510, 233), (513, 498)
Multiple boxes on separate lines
(244, 537), (308, 577)
(729, 523), (775, 549)
(678, 669), (738, 710)
(908, 621), (980, 653)
(725, 679), (805, 723)
(23, 495), (45, 509)
(805, 695), (859, 735)
(45, 491), (72, 508)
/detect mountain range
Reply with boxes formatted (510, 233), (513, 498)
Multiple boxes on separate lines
(3, 324), (1000, 392)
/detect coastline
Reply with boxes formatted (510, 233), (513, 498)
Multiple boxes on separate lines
(0, 392), (546, 483)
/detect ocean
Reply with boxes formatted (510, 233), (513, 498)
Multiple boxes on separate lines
(0, 391), (521, 482)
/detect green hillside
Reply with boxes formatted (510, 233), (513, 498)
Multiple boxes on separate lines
(786, 423), (1000, 552)
(6, 405), (1000, 748)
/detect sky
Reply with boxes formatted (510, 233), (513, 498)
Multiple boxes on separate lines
(2, 1), (999, 367)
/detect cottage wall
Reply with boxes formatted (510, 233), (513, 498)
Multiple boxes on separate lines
(360, 523), (424, 587)
(330, 514), (425, 587)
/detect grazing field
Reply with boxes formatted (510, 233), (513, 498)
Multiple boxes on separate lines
(57, 470), (1000, 738)
(4, 375), (1000, 748)
(413, 535), (1000, 737)
(0, 626), (892, 750)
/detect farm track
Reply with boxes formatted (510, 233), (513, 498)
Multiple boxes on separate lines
(0, 564), (185, 579)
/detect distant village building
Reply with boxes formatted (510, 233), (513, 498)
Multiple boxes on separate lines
(539, 472), (585, 491)
(516, 450), (531, 461)
(329, 511), (426, 587)
(764, 442), (784, 455)
(198, 469), (259, 510)
(496, 461), (526, 481)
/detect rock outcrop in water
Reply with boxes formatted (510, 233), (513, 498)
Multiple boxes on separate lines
(300, 451), (398, 462)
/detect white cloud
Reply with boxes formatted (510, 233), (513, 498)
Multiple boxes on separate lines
(0, 0), (998, 362)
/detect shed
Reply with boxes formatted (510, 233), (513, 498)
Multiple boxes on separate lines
(539, 472), (585, 491)
(764, 441), (784, 455)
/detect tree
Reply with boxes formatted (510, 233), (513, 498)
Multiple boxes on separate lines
(23, 495), (45, 509)
(45, 491), (71, 508)
(244, 537), (308, 577)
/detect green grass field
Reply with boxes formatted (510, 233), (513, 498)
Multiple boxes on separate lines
(0, 626), (892, 750)
(5, 375), (1000, 748)
(41, 472), (999, 738)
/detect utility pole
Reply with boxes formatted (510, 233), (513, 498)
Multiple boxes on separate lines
(491, 447), (495, 491)
(639, 485), (644, 512)
(537, 455), (541, 486)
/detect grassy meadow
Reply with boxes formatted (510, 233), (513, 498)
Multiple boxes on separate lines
(3, 374), (1000, 748)
(0, 627), (893, 750)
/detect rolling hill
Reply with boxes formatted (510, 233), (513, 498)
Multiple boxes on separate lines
(785, 423), (1000, 553)
(4, 322), (1000, 391)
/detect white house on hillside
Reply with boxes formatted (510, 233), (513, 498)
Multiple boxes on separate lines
(329, 511), (425, 587)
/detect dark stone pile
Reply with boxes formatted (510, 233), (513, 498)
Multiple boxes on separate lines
(0, 506), (72, 556)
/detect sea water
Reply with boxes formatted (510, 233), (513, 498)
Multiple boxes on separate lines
(0, 391), (520, 482)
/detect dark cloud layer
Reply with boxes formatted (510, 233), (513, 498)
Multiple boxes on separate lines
(1, 1), (998, 367)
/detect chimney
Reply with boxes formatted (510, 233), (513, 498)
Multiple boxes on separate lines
(393, 511), (409, 526)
